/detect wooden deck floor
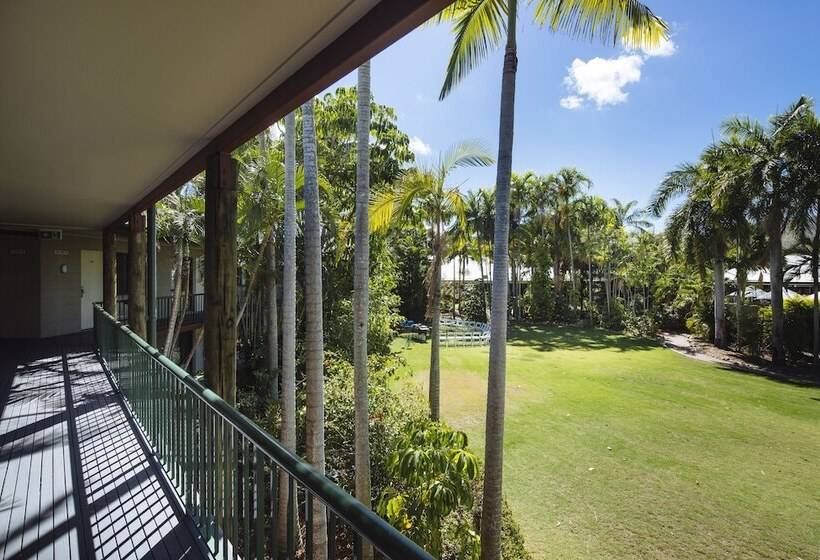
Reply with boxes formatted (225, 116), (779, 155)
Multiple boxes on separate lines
(0, 334), (209, 559)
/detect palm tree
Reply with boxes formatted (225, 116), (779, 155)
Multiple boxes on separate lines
(651, 158), (730, 348)
(612, 198), (652, 232)
(372, 141), (492, 420)
(509, 172), (536, 319)
(157, 188), (204, 357)
(576, 195), (609, 322)
(278, 111), (298, 549)
(786, 106), (820, 360)
(719, 97), (813, 364)
(553, 168), (591, 307)
(436, 3), (667, 552)
(353, 60), (374, 560)
(302, 98), (328, 559)
(258, 129), (280, 393)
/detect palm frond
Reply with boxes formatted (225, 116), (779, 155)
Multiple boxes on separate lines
(439, 0), (508, 99)
(532, 0), (667, 48)
(439, 139), (495, 175)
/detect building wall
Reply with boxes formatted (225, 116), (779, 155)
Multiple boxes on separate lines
(39, 232), (108, 337)
(0, 229), (195, 339)
(0, 232), (41, 337)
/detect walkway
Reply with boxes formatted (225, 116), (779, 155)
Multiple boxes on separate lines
(0, 334), (209, 559)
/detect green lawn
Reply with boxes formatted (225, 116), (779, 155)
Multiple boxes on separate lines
(393, 325), (820, 559)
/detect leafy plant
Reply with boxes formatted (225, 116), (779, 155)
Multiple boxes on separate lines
(377, 421), (480, 558)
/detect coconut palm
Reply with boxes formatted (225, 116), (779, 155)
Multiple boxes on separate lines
(302, 98), (328, 558)
(719, 97), (813, 364)
(353, 60), (374, 560)
(371, 141), (493, 421)
(435, 0), (667, 545)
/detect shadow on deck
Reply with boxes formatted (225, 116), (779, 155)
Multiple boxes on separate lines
(0, 333), (209, 559)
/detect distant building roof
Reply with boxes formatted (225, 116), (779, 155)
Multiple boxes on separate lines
(441, 257), (532, 283)
(726, 254), (817, 285)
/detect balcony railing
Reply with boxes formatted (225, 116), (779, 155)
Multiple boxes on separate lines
(93, 304), (432, 560)
(117, 293), (205, 327)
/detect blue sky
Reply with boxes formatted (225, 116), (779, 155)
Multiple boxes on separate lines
(326, 1), (820, 220)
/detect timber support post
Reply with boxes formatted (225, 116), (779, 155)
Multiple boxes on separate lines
(205, 151), (238, 405)
(128, 212), (147, 338)
(147, 204), (158, 346)
(103, 228), (117, 317)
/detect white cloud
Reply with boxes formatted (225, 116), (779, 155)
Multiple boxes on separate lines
(559, 95), (584, 110)
(561, 54), (644, 109)
(629, 36), (677, 57)
(409, 135), (432, 157)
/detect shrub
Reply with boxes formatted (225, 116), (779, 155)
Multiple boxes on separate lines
(325, 269), (403, 361)
(323, 352), (429, 497)
(461, 283), (489, 323)
(783, 296), (813, 360)
(601, 299), (626, 331)
(624, 310), (657, 338)
(526, 266), (554, 322)
(725, 303), (764, 355)
(685, 315), (710, 341)
(377, 421), (481, 558)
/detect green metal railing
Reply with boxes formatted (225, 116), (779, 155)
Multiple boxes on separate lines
(93, 304), (432, 560)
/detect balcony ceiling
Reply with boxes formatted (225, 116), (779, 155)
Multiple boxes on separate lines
(0, 0), (381, 230)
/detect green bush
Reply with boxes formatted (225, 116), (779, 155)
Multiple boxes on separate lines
(784, 296), (813, 360)
(601, 299), (626, 330)
(325, 268), (403, 361)
(378, 421), (481, 558)
(725, 303), (764, 355)
(323, 352), (429, 497)
(461, 283), (489, 323)
(525, 266), (554, 322)
(685, 315), (710, 341)
(726, 297), (814, 361)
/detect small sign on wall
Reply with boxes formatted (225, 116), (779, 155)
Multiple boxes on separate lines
(9, 249), (26, 255)
(40, 229), (63, 240)
(54, 250), (69, 256)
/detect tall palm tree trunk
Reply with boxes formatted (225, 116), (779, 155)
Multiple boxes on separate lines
(302, 98), (328, 558)
(736, 266), (746, 350)
(429, 220), (443, 421)
(278, 111), (299, 550)
(768, 208), (786, 365)
(353, 60), (374, 560)
(264, 235), (279, 399)
(478, 243), (487, 319)
(713, 253), (726, 348)
(481, 3), (516, 558)
(164, 244), (184, 355)
(812, 208), (820, 362)
(568, 227), (576, 308)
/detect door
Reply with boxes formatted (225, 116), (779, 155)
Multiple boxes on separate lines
(81, 250), (103, 329)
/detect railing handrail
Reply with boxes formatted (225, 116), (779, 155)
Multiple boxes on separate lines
(94, 304), (432, 560)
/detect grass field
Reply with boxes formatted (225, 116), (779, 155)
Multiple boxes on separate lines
(393, 325), (820, 559)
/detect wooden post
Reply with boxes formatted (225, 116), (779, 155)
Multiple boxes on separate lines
(129, 211), (148, 338)
(103, 229), (117, 316)
(205, 151), (238, 405)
